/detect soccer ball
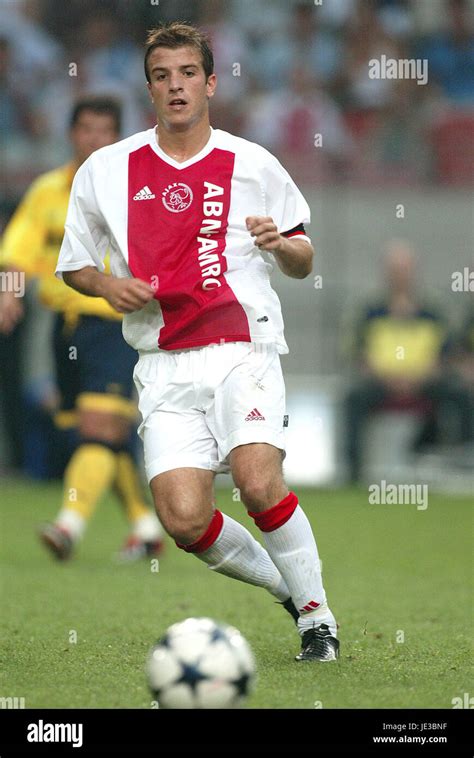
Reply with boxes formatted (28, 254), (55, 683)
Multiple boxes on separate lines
(145, 617), (256, 709)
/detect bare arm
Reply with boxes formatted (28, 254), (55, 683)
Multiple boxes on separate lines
(63, 267), (156, 314)
(245, 216), (313, 279)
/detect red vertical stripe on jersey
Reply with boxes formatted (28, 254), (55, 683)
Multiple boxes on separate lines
(127, 145), (250, 350)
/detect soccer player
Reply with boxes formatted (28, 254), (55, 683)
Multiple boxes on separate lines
(56, 24), (339, 661)
(0, 96), (163, 562)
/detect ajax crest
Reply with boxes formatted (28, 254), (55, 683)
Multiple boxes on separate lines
(162, 182), (193, 213)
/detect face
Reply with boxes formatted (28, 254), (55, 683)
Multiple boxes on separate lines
(146, 45), (216, 132)
(70, 110), (119, 164)
(385, 242), (416, 291)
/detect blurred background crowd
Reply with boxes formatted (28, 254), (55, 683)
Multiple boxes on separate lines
(0, 0), (473, 490)
(1, 0), (474, 219)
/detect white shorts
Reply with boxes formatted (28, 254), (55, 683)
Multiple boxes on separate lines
(133, 342), (286, 481)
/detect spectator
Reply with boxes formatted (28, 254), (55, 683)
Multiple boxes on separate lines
(0, 36), (36, 139)
(243, 63), (353, 179)
(0, 0), (63, 90)
(33, 9), (151, 142)
(230, 0), (290, 48)
(343, 0), (404, 111)
(199, 0), (252, 132)
(376, 0), (413, 41)
(318, 0), (357, 31)
(251, 1), (344, 92)
(344, 239), (472, 482)
(416, 0), (474, 105)
(79, 7), (144, 90)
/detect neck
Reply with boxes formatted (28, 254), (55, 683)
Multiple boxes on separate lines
(390, 290), (415, 316)
(156, 121), (212, 163)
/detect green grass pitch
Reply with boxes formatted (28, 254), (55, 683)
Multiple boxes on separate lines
(0, 478), (471, 709)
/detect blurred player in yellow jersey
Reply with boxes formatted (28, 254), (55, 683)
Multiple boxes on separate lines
(0, 96), (164, 561)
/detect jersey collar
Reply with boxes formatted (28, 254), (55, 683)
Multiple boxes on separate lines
(147, 126), (216, 169)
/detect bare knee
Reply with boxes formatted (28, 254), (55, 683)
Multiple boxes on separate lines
(150, 468), (214, 544)
(236, 477), (286, 512)
(235, 475), (268, 510)
(231, 444), (288, 512)
(157, 501), (212, 544)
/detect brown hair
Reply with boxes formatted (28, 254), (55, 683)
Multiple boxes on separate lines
(144, 22), (214, 83)
(70, 96), (121, 133)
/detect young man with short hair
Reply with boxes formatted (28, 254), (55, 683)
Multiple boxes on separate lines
(56, 23), (339, 661)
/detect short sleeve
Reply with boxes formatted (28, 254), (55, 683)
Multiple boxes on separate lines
(261, 151), (311, 238)
(56, 158), (109, 278)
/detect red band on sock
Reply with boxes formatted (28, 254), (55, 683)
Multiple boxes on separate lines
(248, 491), (298, 533)
(175, 509), (224, 553)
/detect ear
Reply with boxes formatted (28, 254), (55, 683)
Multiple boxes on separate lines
(206, 73), (217, 100)
(146, 81), (153, 102)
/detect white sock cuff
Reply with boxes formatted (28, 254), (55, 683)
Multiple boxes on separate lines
(56, 509), (85, 540)
(132, 513), (163, 541)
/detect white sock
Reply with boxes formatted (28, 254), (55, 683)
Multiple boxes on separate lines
(260, 504), (337, 636)
(196, 513), (290, 601)
(132, 513), (163, 541)
(56, 509), (86, 541)
(297, 602), (337, 636)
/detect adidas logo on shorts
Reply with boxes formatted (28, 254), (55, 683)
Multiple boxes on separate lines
(245, 408), (265, 421)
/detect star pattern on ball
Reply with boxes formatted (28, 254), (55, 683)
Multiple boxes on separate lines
(176, 659), (209, 692)
(231, 671), (252, 698)
(209, 626), (231, 644)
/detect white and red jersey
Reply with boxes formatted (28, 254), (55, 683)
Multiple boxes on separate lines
(56, 127), (311, 353)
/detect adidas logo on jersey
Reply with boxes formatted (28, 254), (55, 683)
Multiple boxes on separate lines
(245, 408), (265, 421)
(133, 186), (155, 200)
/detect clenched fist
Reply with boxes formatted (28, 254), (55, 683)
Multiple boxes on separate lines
(246, 216), (284, 253)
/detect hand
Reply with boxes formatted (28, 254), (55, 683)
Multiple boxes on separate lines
(246, 216), (284, 253)
(102, 277), (156, 314)
(0, 291), (24, 334)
